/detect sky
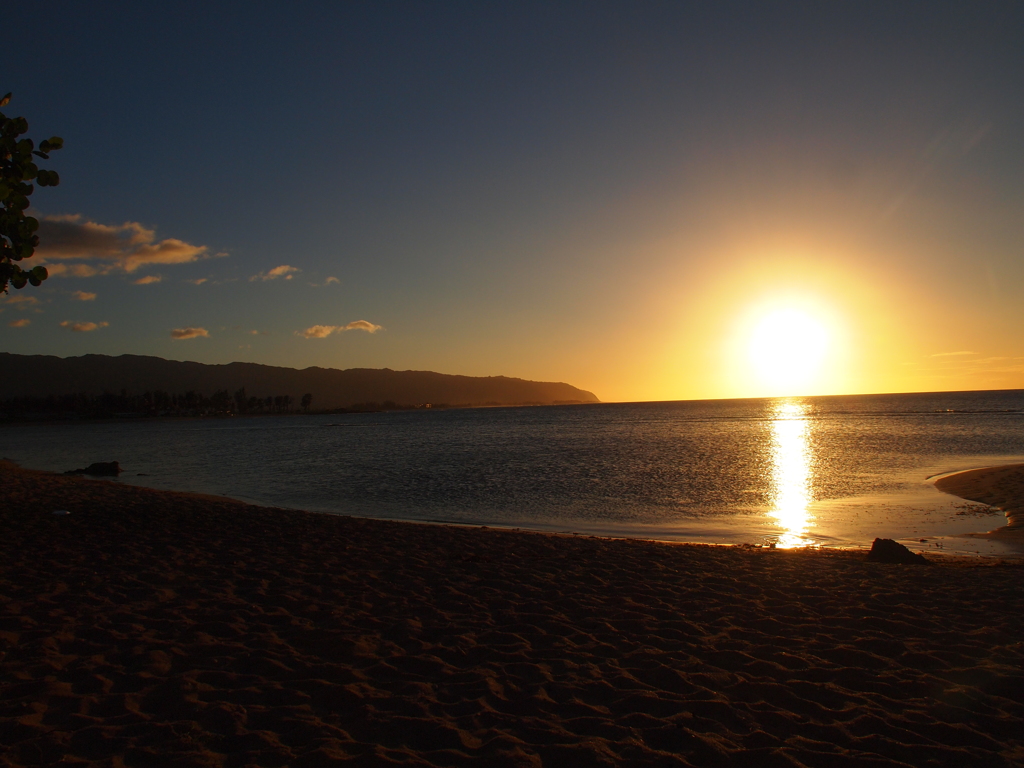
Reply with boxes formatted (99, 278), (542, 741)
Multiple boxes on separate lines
(2, 1), (1023, 402)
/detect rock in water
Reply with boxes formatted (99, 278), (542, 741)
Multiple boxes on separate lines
(867, 538), (931, 565)
(64, 461), (122, 477)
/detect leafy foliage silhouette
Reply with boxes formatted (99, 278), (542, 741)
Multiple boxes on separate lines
(1, 93), (63, 293)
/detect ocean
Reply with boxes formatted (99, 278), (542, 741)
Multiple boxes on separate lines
(4, 390), (1024, 556)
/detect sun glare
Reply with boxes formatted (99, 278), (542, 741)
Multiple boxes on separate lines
(768, 400), (817, 548)
(746, 307), (831, 396)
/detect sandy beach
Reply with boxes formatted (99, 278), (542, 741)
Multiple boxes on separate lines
(2, 461), (1023, 767)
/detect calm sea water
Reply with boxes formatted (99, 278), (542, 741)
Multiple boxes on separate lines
(4, 390), (1024, 556)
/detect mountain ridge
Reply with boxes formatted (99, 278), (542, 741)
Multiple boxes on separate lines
(0, 353), (600, 408)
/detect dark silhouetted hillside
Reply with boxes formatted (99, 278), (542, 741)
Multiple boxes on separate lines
(0, 353), (599, 410)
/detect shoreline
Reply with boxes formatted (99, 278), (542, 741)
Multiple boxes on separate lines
(10, 456), (1024, 557)
(88, 474), (1024, 559)
(3, 460), (1024, 766)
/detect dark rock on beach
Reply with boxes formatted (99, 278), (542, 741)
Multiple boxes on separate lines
(64, 461), (121, 477)
(867, 537), (931, 564)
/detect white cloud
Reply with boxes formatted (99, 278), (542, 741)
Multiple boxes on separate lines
(36, 214), (210, 274)
(134, 275), (163, 285)
(8, 318), (30, 328)
(297, 320), (383, 338)
(170, 327), (209, 340)
(60, 320), (109, 332)
(251, 265), (299, 281)
(72, 291), (97, 301)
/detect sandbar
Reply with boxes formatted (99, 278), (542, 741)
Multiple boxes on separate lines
(935, 463), (1024, 544)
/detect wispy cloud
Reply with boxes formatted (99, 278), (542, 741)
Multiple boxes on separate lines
(47, 264), (101, 278)
(60, 320), (109, 332)
(251, 265), (299, 281)
(186, 278), (208, 285)
(930, 351), (976, 357)
(170, 327), (209, 340)
(71, 291), (97, 301)
(1, 294), (40, 308)
(343, 320), (383, 333)
(249, 329), (270, 336)
(37, 214), (210, 274)
(297, 325), (337, 339)
(8, 318), (30, 328)
(310, 276), (340, 287)
(134, 275), (163, 285)
(297, 320), (383, 338)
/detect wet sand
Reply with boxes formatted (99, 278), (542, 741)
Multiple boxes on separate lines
(936, 464), (1024, 545)
(2, 461), (1023, 767)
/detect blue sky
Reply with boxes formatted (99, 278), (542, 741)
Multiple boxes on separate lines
(3, 2), (1023, 401)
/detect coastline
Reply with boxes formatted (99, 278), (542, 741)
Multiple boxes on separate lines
(3, 460), (1024, 766)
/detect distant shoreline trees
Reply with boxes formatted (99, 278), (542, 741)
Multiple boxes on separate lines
(0, 391), (457, 421)
(0, 389), (305, 419)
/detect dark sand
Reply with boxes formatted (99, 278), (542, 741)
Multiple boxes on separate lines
(2, 461), (1023, 767)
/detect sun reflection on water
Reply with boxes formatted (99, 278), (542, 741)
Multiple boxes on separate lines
(768, 400), (817, 548)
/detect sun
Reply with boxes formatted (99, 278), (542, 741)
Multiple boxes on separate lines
(746, 307), (831, 396)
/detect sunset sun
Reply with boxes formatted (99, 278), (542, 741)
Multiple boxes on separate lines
(746, 307), (832, 395)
